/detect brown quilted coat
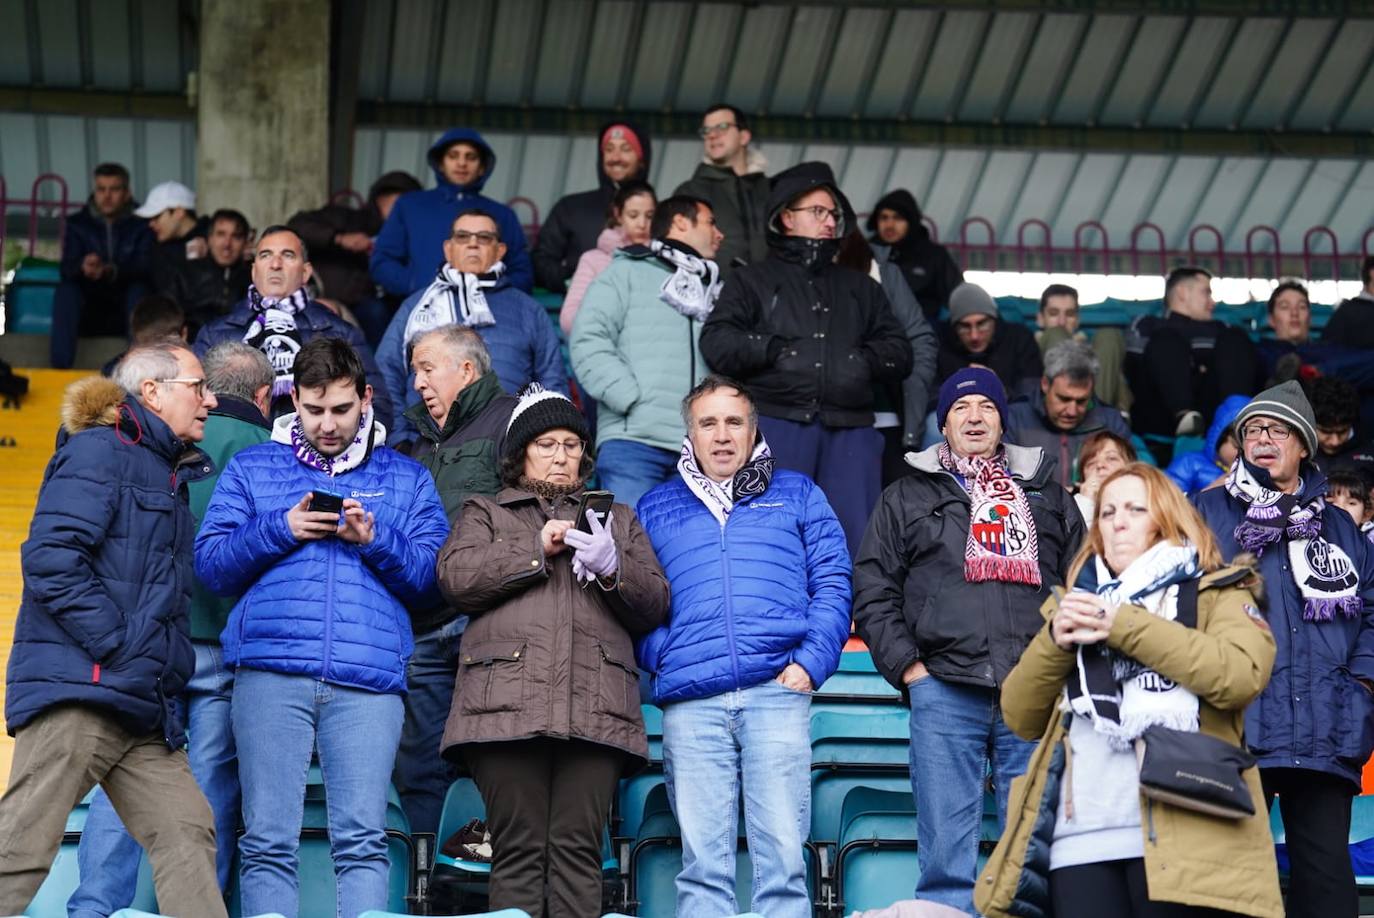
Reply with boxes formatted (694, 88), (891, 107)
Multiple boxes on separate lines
(438, 487), (670, 772)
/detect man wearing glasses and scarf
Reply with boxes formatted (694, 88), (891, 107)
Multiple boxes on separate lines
(699, 161), (912, 555)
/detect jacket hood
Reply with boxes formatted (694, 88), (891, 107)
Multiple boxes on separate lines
(866, 188), (935, 248)
(60, 375), (205, 469)
(427, 128), (497, 194)
(595, 119), (653, 189)
(1206, 394), (1251, 460)
(766, 161), (855, 238)
(62, 377), (127, 433)
(698, 146), (769, 176)
(905, 441), (1050, 485)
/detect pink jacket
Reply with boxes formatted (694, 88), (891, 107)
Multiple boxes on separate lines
(560, 226), (627, 336)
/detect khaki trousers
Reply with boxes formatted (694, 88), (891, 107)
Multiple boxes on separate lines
(0, 704), (226, 918)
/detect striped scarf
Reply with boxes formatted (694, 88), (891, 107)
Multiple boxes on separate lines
(242, 284), (310, 400)
(939, 442), (1041, 586)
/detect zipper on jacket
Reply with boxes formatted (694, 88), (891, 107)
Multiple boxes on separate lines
(323, 534), (337, 678)
(720, 522), (741, 688)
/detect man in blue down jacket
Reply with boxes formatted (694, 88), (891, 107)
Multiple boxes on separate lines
(635, 375), (852, 918)
(1193, 380), (1374, 918)
(370, 127), (534, 296)
(195, 337), (448, 918)
(0, 343), (225, 916)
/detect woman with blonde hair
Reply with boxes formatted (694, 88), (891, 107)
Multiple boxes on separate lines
(977, 463), (1282, 918)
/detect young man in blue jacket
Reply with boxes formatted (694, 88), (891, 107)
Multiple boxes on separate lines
(635, 374), (852, 918)
(1193, 380), (1374, 918)
(0, 343), (224, 916)
(195, 337), (448, 918)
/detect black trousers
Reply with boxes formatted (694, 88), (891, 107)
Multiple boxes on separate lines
(1050, 858), (1243, 917)
(1261, 766), (1358, 918)
(466, 736), (622, 918)
(1132, 326), (1258, 436)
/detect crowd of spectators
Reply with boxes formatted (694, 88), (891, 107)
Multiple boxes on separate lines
(7, 103), (1374, 918)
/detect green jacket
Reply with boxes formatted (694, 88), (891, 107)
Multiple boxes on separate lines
(674, 157), (770, 274)
(569, 249), (706, 453)
(190, 397), (271, 641)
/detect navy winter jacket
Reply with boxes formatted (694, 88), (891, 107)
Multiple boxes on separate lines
(195, 427), (449, 695)
(191, 297), (395, 432)
(7, 378), (214, 747)
(1193, 462), (1374, 787)
(59, 203), (153, 286)
(634, 468), (852, 703)
(378, 276), (568, 446)
(369, 128), (533, 296)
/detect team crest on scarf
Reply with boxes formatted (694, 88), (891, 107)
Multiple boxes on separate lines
(972, 500), (1031, 557)
(939, 442), (1042, 586)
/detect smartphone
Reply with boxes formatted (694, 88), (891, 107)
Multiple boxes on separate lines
(308, 490), (344, 515)
(574, 490), (615, 534)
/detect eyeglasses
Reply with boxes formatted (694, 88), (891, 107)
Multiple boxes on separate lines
(1241, 423), (1292, 441)
(787, 205), (841, 223)
(698, 122), (739, 137)
(157, 377), (207, 398)
(451, 231), (499, 245)
(531, 437), (585, 458)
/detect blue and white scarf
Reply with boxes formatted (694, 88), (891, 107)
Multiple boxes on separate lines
(403, 262), (504, 349)
(677, 433), (773, 528)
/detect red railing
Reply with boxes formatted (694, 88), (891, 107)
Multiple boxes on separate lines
(1016, 219), (1052, 273)
(1303, 226), (1341, 282)
(1073, 221), (1109, 274)
(1245, 225), (1282, 281)
(1129, 223), (1167, 276)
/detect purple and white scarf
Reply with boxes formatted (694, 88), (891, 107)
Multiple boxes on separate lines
(1225, 458), (1361, 621)
(939, 442), (1041, 587)
(270, 406), (384, 477)
(677, 434), (773, 528)
(242, 284), (311, 399)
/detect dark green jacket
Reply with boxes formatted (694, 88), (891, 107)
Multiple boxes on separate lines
(190, 396), (271, 641)
(674, 160), (770, 274)
(405, 371), (517, 633)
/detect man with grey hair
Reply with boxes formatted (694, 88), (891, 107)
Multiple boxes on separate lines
(67, 341), (275, 916)
(0, 344), (226, 916)
(1005, 337), (1133, 488)
(395, 323), (518, 836)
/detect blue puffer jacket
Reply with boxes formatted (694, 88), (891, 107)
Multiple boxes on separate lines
(378, 276), (568, 445)
(369, 128), (533, 296)
(634, 467), (852, 704)
(194, 423), (449, 695)
(1193, 461), (1374, 787)
(7, 378), (213, 747)
(59, 203), (153, 285)
(1167, 394), (1248, 494)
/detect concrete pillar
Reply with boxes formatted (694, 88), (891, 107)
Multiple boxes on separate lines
(196, 0), (331, 232)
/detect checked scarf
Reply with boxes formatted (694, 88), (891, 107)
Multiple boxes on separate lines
(1225, 458), (1361, 621)
(242, 284), (310, 400)
(678, 433), (774, 528)
(939, 442), (1041, 586)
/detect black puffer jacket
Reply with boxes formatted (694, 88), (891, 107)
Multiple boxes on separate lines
(867, 189), (963, 322)
(532, 119), (653, 293)
(699, 162), (913, 427)
(170, 258), (252, 334)
(852, 443), (1084, 690)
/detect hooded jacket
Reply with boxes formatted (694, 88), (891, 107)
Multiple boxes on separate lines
(532, 119), (652, 293)
(195, 420), (449, 695)
(673, 148), (770, 275)
(1004, 391), (1132, 488)
(370, 128), (533, 296)
(867, 189), (963, 322)
(377, 274), (568, 446)
(852, 443), (1084, 690)
(698, 162), (913, 427)
(59, 201), (153, 289)
(1165, 393), (1248, 494)
(1193, 461), (1374, 787)
(1324, 291), (1374, 350)
(7, 378), (214, 747)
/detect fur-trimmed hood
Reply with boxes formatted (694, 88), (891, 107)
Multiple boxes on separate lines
(699, 146), (768, 176)
(61, 376), (128, 433)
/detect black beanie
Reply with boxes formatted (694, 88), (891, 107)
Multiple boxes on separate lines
(503, 386), (591, 464)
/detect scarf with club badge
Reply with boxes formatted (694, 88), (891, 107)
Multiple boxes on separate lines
(1225, 458), (1361, 621)
(678, 434), (773, 528)
(242, 284), (311, 400)
(938, 442), (1041, 586)
(649, 239), (721, 322)
(403, 261), (505, 350)
(1065, 541), (1203, 749)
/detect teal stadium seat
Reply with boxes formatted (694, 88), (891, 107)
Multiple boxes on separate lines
(4, 257), (60, 335)
(359, 911), (529, 918)
(810, 709), (911, 847)
(834, 785), (919, 914)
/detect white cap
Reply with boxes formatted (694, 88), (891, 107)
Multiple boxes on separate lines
(134, 181), (196, 218)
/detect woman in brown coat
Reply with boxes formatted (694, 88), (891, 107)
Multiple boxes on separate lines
(437, 387), (670, 917)
(976, 464), (1281, 918)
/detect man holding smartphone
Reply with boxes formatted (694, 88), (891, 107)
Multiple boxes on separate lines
(195, 337), (448, 917)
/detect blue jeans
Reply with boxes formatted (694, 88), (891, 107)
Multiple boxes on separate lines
(68, 643), (239, 918)
(907, 675), (1035, 915)
(663, 679), (812, 918)
(233, 669), (404, 918)
(595, 439), (679, 510)
(393, 615), (466, 835)
(50, 279), (145, 369)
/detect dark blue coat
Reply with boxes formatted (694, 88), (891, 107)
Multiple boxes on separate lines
(191, 297), (395, 432)
(1194, 462), (1374, 787)
(7, 378), (213, 747)
(59, 204), (153, 286)
(634, 469), (852, 703)
(369, 128), (533, 296)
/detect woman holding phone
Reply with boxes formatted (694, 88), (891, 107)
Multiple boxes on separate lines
(977, 464), (1282, 918)
(436, 386), (669, 918)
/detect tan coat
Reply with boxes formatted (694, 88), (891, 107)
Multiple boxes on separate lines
(438, 487), (670, 770)
(975, 566), (1283, 918)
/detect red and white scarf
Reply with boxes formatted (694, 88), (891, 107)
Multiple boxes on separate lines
(939, 442), (1041, 587)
